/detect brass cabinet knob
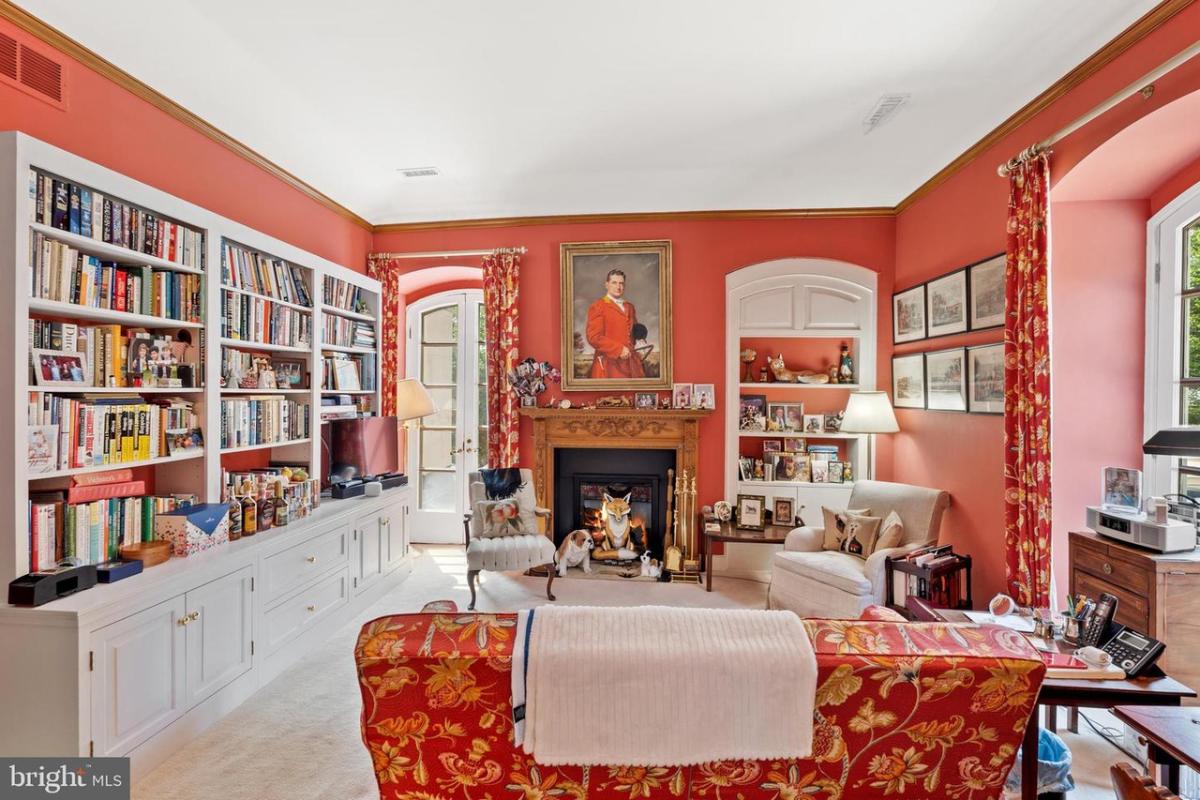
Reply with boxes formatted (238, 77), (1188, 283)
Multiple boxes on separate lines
(177, 610), (200, 626)
(1103, 562), (1113, 575)
(306, 604), (317, 612)
(306, 555), (317, 563)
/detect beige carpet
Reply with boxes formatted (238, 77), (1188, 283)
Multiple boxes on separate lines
(133, 546), (1136, 800)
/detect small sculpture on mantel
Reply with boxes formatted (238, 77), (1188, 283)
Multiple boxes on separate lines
(766, 354), (831, 384)
(596, 395), (632, 408)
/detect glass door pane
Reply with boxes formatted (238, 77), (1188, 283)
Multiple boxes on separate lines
(417, 304), (459, 512)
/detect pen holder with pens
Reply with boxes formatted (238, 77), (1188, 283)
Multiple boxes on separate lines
(1061, 612), (1083, 646)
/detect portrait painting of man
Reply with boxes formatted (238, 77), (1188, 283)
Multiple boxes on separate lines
(561, 240), (672, 390)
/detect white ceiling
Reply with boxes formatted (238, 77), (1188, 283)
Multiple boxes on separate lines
(16, 1), (1158, 224)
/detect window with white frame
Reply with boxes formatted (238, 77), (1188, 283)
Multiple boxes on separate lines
(1146, 181), (1200, 498)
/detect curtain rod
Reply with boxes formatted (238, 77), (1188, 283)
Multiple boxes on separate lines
(370, 247), (527, 260)
(998, 38), (1200, 176)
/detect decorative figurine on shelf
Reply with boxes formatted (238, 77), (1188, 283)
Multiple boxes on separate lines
(767, 353), (831, 384)
(759, 364), (770, 382)
(555, 529), (593, 577)
(828, 365), (839, 384)
(740, 349), (757, 382)
(713, 500), (733, 523)
(256, 357), (277, 390)
(839, 343), (855, 384)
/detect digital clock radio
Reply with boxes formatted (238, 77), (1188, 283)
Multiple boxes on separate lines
(1086, 506), (1195, 553)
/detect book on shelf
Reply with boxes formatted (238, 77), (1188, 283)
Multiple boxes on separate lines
(322, 314), (376, 348)
(322, 275), (365, 312)
(28, 490), (196, 572)
(221, 289), (312, 348)
(221, 241), (312, 306)
(29, 232), (204, 321)
(29, 170), (204, 269)
(27, 393), (200, 472)
(29, 321), (202, 389)
(220, 396), (311, 449)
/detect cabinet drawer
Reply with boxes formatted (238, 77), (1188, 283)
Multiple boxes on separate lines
(1072, 569), (1149, 633)
(262, 568), (349, 654)
(1073, 546), (1149, 595)
(261, 523), (349, 605)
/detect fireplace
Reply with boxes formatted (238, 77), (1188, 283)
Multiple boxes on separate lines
(553, 447), (676, 559)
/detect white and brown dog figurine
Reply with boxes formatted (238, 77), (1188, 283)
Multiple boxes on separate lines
(556, 529), (594, 577)
(640, 551), (661, 579)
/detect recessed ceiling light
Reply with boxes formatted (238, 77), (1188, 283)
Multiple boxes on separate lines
(862, 94), (910, 134)
(397, 166), (440, 178)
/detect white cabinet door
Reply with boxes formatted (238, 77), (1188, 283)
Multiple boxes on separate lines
(184, 566), (253, 707)
(384, 500), (408, 572)
(90, 596), (186, 757)
(354, 511), (385, 594)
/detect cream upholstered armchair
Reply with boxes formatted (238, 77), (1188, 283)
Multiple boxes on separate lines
(462, 469), (557, 610)
(768, 480), (950, 618)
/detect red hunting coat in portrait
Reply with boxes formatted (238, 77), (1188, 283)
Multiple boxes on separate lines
(585, 296), (645, 379)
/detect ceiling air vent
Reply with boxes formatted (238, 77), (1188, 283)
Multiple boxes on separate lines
(398, 166), (439, 178)
(0, 33), (17, 81)
(862, 94), (909, 134)
(0, 34), (65, 109)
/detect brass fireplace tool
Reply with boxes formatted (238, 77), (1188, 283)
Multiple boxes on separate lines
(667, 469), (701, 583)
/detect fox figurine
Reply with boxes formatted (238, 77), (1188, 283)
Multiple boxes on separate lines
(598, 492), (640, 560)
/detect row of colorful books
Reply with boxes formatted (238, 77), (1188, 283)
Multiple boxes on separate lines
(322, 275), (365, 312)
(30, 233), (204, 322)
(219, 397), (311, 449)
(29, 171), (205, 269)
(29, 489), (195, 572)
(220, 290), (313, 348)
(221, 241), (312, 306)
(322, 315), (376, 349)
(28, 394), (200, 473)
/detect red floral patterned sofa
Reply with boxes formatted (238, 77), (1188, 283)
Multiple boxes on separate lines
(355, 610), (1045, 800)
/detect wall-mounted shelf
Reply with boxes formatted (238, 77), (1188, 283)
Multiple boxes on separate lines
(29, 450), (205, 480)
(320, 303), (374, 322)
(219, 338), (311, 354)
(219, 438), (311, 455)
(29, 222), (206, 275)
(737, 430), (860, 440)
(219, 283), (313, 313)
(29, 298), (203, 329)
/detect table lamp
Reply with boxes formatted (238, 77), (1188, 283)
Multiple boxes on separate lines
(395, 378), (436, 423)
(838, 391), (899, 481)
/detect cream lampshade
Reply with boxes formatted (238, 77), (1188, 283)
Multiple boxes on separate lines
(839, 391), (899, 480)
(395, 378), (436, 422)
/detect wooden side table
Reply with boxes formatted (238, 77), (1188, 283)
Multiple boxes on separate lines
(701, 521), (790, 591)
(886, 552), (972, 614)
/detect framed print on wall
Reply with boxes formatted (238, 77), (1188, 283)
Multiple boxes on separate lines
(926, 269), (968, 337)
(893, 284), (926, 343)
(925, 347), (967, 412)
(561, 239), (672, 391)
(968, 253), (1006, 330)
(967, 342), (1005, 414)
(891, 353), (926, 409)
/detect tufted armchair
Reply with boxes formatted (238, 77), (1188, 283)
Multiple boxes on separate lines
(462, 468), (557, 610)
(768, 479), (950, 618)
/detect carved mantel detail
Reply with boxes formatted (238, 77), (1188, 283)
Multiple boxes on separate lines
(518, 407), (711, 556)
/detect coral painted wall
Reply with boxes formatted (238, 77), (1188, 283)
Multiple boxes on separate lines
(374, 217), (897, 508)
(893, 2), (1200, 602)
(0, 18), (371, 269)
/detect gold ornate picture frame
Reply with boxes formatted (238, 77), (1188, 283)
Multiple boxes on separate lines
(560, 239), (672, 391)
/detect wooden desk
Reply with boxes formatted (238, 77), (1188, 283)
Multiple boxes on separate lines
(908, 597), (1196, 800)
(1113, 705), (1200, 795)
(701, 522), (790, 592)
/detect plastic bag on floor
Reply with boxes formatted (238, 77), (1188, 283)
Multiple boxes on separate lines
(1003, 728), (1075, 799)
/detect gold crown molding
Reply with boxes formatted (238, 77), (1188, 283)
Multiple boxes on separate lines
(0, 0), (371, 230)
(894, 0), (1195, 213)
(371, 206), (897, 233)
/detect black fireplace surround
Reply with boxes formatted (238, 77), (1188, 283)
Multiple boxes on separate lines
(553, 447), (676, 560)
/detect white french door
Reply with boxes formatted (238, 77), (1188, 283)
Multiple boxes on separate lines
(405, 290), (487, 543)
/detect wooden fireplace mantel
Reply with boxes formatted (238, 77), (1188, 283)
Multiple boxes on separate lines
(518, 406), (712, 555)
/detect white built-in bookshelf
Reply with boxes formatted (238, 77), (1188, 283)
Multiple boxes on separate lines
(0, 132), (383, 583)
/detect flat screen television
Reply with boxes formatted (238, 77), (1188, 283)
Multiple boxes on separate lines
(323, 416), (399, 485)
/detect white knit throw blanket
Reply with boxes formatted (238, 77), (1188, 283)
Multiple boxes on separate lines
(519, 605), (816, 766)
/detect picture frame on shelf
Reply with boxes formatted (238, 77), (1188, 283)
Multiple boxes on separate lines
(823, 412), (844, 433)
(736, 494), (767, 531)
(893, 284), (926, 343)
(672, 382), (693, 409)
(28, 423), (58, 474)
(766, 403), (789, 432)
(738, 457), (755, 481)
(811, 459), (830, 483)
(739, 394), (767, 431)
(892, 353), (926, 409)
(784, 403), (804, 431)
(827, 460), (845, 484)
(561, 239), (672, 391)
(925, 348), (967, 412)
(967, 343), (1004, 414)
(802, 414), (824, 434)
(926, 269), (968, 337)
(331, 358), (361, 391)
(782, 437), (806, 453)
(762, 439), (783, 454)
(968, 253), (1006, 330)
(166, 428), (205, 455)
(773, 497), (794, 528)
(32, 348), (90, 387)
(634, 392), (658, 409)
(272, 358), (309, 389)
(693, 383), (716, 410)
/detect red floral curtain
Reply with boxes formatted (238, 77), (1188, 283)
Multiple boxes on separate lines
(482, 251), (521, 467)
(1003, 150), (1052, 609)
(367, 256), (403, 418)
